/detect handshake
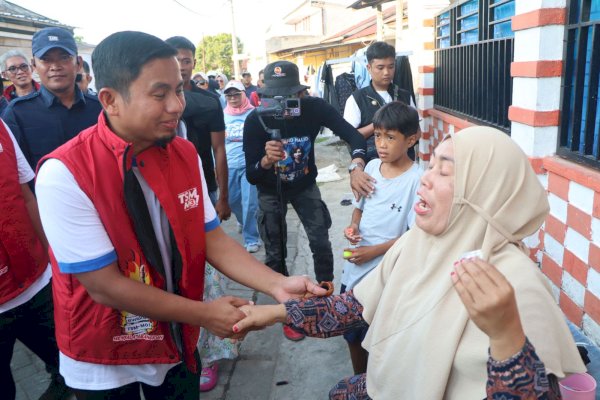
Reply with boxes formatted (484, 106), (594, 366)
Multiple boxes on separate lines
(203, 277), (333, 340)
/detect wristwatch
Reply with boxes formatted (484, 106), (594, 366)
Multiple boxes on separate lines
(348, 162), (364, 173)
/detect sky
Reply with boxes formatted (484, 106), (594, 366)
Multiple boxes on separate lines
(12, 0), (291, 56)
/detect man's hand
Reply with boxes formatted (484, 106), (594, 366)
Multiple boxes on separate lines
(200, 296), (251, 338)
(270, 275), (328, 303)
(261, 140), (285, 169)
(350, 168), (376, 201)
(215, 196), (231, 221)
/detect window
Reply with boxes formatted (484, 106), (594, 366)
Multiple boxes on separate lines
(434, 0), (515, 130)
(558, 0), (600, 167)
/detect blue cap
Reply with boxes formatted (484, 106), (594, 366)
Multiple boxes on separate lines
(32, 27), (77, 58)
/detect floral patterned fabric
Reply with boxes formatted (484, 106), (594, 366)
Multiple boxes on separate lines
(285, 291), (560, 399)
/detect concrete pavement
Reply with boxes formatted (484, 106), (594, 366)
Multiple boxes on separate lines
(12, 136), (356, 400)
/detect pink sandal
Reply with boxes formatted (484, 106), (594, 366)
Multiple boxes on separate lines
(199, 363), (219, 392)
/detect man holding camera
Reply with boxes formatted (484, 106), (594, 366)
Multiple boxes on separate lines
(243, 61), (372, 341)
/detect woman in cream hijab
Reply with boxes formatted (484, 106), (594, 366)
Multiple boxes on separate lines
(234, 126), (585, 399)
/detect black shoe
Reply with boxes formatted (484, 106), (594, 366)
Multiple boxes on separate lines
(39, 373), (72, 400)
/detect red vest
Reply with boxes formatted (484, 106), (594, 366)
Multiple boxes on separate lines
(41, 113), (206, 372)
(0, 122), (48, 304)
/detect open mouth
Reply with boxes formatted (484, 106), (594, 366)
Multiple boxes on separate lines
(414, 196), (431, 215)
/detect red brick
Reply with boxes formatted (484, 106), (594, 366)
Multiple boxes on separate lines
(511, 61), (563, 77)
(541, 253), (563, 287)
(512, 8), (566, 31)
(508, 106), (560, 127)
(594, 192), (600, 218)
(589, 243), (600, 272)
(560, 291), (583, 326)
(567, 204), (592, 239)
(543, 157), (600, 193)
(544, 214), (566, 243)
(563, 249), (588, 285)
(584, 291), (600, 325)
(548, 173), (570, 201)
(528, 157), (546, 175)
(418, 65), (434, 73)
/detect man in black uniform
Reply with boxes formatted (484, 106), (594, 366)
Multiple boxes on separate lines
(165, 36), (230, 219)
(343, 41), (415, 162)
(243, 61), (373, 341)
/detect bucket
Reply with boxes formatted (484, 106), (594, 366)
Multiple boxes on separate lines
(559, 373), (597, 400)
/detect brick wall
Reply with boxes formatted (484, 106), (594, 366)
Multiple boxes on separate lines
(416, 108), (600, 345)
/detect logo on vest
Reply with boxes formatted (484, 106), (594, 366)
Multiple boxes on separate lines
(178, 187), (199, 211)
(114, 251), (163, 342)
(0, 142), (3, 153)
(0, 265), (8, 276)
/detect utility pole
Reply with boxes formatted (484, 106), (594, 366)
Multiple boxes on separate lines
(376, 4), (384, 41)
(395, 0), (404, 48)
(229, 0), (241, 79)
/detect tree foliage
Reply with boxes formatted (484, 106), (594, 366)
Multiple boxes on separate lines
(196, 33), (243, 79)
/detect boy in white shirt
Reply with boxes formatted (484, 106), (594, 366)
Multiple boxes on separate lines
(341, 101), (421, 375)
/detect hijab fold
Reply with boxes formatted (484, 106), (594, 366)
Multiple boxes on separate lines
(354, 126), (585, 400)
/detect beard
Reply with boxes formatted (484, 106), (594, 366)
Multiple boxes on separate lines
(154, 132), (176, 148)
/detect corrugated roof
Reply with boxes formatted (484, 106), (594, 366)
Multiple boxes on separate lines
(0, 1), (69, 28)
(321, 5), (394, 44)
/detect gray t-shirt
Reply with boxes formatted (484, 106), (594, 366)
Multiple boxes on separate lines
(341, 159), (421, 290)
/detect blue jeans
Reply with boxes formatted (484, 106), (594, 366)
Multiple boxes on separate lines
(228, 166), (260, 246)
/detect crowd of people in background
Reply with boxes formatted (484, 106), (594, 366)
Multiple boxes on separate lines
(0, 25), (588, 400)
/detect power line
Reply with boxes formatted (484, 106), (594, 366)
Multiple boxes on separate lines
(171, 0), (213, 17)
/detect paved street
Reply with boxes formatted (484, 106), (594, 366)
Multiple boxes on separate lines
(12, 136), (356, 400)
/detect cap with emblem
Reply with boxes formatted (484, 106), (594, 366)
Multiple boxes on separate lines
(257, 61), (309, 97)
(223, 80), (245, 93)
(32, 27), (78, 58)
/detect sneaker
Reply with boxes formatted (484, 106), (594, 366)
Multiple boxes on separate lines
(246, 243), (260, 253)
(283, 325), (305, 341)
(199, 363), (219, 392)
(236, 222), (243, 233)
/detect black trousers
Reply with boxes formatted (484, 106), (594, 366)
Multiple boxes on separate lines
(257, 183), (334, 282)
(71, 362), (199, 400)
(0, 282), (60, 400)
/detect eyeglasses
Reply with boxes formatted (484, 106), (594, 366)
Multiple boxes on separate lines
(6, 63), (29, 74)
(224, 92), (242, 98)
(216, 79), (224, 83)
(193, 80), (207, 85)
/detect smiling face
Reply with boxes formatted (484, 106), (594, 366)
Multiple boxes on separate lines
(415, 139), (455, 236)
(101, 56), (185, 154)
(4, 56), (32, 88)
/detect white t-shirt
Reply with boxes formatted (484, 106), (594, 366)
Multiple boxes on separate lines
(343, 91), (416, 128)
(341, 160), (421, 290)
(35, 154), (218, 390)
(0, 122), (52, 314)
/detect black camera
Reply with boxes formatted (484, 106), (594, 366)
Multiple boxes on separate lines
(256, 96), (301, 119)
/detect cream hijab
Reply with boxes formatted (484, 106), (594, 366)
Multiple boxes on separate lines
(354, 126), (585, 399)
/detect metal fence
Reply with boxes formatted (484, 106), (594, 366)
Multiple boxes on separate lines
(558, 3), (600, 169)
(434, 38), (514, 131)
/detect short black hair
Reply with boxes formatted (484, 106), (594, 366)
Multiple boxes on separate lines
(165, 36), (196, 55)
(366, 41), (396, 63)
(372, 101), (419, 137)
(242, 71), (251, 77)
(82, 60), (91, 74)
(92, 31), (177, 98)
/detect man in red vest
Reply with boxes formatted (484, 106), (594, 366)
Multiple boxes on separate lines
(0, 121), (70, 399)
(35, 31), (325, 400)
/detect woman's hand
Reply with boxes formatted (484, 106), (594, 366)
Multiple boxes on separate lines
(343, 245), (377, 265)
(233, 304), (287, 334)
(451, 257), (526, 360)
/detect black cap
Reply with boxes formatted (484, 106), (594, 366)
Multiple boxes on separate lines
(32, 27), (77, 58)
(257, 61), (309, 97)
